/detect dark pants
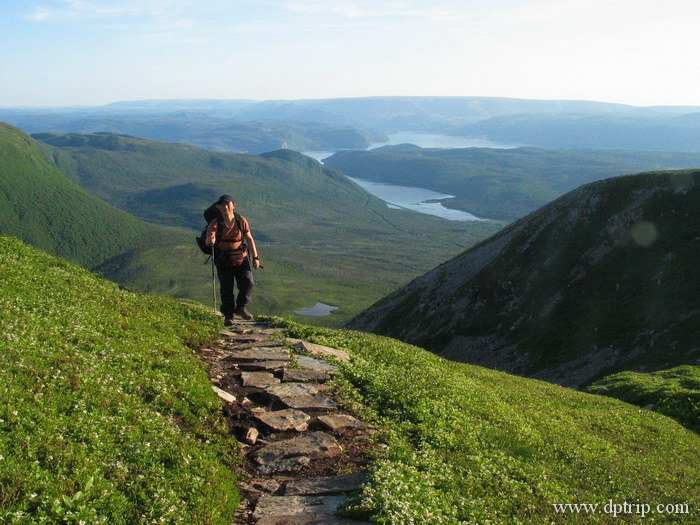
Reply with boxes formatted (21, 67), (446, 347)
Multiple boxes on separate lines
(216, 257), (254, 318)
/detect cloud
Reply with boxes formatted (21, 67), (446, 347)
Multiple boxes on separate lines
(22, 0), (211, 44)
(273, 0), (472, 21)
(23, 0), (195, 23)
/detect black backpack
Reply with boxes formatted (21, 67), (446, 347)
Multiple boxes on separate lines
(195, 203), (246, 255)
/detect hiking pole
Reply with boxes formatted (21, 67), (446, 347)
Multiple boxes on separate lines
(211, 250), (217, 312)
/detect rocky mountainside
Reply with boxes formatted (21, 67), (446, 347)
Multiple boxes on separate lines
(346, 170), (700, 388)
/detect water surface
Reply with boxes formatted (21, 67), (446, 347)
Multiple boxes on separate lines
(294, 302), (339, 316)
(301, 131), (512, 220)
(347, 177), (483, 221)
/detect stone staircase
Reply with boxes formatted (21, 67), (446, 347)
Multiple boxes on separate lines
(197, 319), (374, 525)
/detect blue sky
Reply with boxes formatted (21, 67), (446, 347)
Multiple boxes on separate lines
(2, 0), (699, 107)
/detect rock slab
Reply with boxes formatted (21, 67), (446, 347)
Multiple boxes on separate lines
(284, 472), (366, 496)
(295, 355), (338, 372)
(266, 382), (320, 397)
(242, 371), (281, 388)
(283, 369), (331, 383)
(255, 409), (311, 432)
(295, 341), (351, 363)
(239, 360), (289, 371)
(317, 414), (367, 432)
(253, 495), (347, 520)
(280, 395), (337, 410)
(253, 432), (341, 465)
(257, 456), (311, 475)
(211, 385), (236, 403)
(229, 348), (291, 362)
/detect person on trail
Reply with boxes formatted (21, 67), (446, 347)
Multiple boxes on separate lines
(205, 194), (260, 325)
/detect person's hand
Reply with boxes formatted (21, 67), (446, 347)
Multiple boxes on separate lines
(253, 257), (261, 269)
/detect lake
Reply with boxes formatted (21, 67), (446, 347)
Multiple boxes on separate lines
(347, 177), (484, 221)
(294, 302), (339, 316)
(302, 132), (520, 221)
(302, 131), (520, 163)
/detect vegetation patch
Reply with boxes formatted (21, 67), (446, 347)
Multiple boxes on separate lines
(268, 318), (700, 524)
(0, 237), (238, 524)
(587, 365), (700, 432)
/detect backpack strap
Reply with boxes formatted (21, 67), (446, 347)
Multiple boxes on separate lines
(235, 212), (248, 235)
(214, 213), (248, 254)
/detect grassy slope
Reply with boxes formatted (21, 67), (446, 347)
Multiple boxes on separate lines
(324, 146), (700, 220)
(2, 234), (697, 523)
(0, 236), (237, 523)
(0, 123), (155, 268)
(271, 319), (700, 524)
(588, 366), (700, 432)
(35, 132), (502, 324)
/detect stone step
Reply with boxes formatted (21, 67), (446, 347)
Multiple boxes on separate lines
(279, 395), (337, 411)
(283, 369), (331, 383)
(252, 431), (341, 465)
(294, 341), (351, 363)
(316, 414), (369, 432)
(253, 495), (347, 521)
(242, 371), (281, 388)
(227, 349), (291, 362)
(256, 516), (371, 525)
(226, 333), (278, 343)
(256, 456), (311, 475)
(254, 409), (311, 432)
(284, 472), (366, 496)
(239, 478), (280, 497)
(295, 355), (338, 372)
(266, 382), (321, 398)
(252, 328), (287, 335)
(239, 360), (289, 372)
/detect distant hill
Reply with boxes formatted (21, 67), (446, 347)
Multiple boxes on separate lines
(31, 131), (502, 323)
(457, 112), (700, 152)
(347, 170), (700, 387)
(83, 96), (700, 127)
(325, 145), (700, 220)
(7, 96), (700, 155)
(0, 113), (377, 154)
(0, 123), (155, 267)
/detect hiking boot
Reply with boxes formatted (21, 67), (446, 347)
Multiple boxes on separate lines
(223, 316), (235, 327)
(235, 306), (253, 320)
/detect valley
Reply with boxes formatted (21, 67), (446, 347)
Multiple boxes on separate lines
(0, 123), (503, 325)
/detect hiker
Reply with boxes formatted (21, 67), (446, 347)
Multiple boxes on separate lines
(205, 194), (260, 325)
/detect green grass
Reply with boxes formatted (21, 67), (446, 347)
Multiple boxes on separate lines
(0, 123), (154, 269)
(267, 318), (700, 524)
(587, 366), (700, 432)
(0, 236), (238, 524)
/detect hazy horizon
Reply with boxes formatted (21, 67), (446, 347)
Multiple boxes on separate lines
(4, 94), (700, 112)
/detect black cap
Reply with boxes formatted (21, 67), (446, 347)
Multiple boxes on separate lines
(217, 194), (234, 204)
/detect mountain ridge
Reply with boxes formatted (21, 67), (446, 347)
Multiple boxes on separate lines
(346, 170), (700, 388)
